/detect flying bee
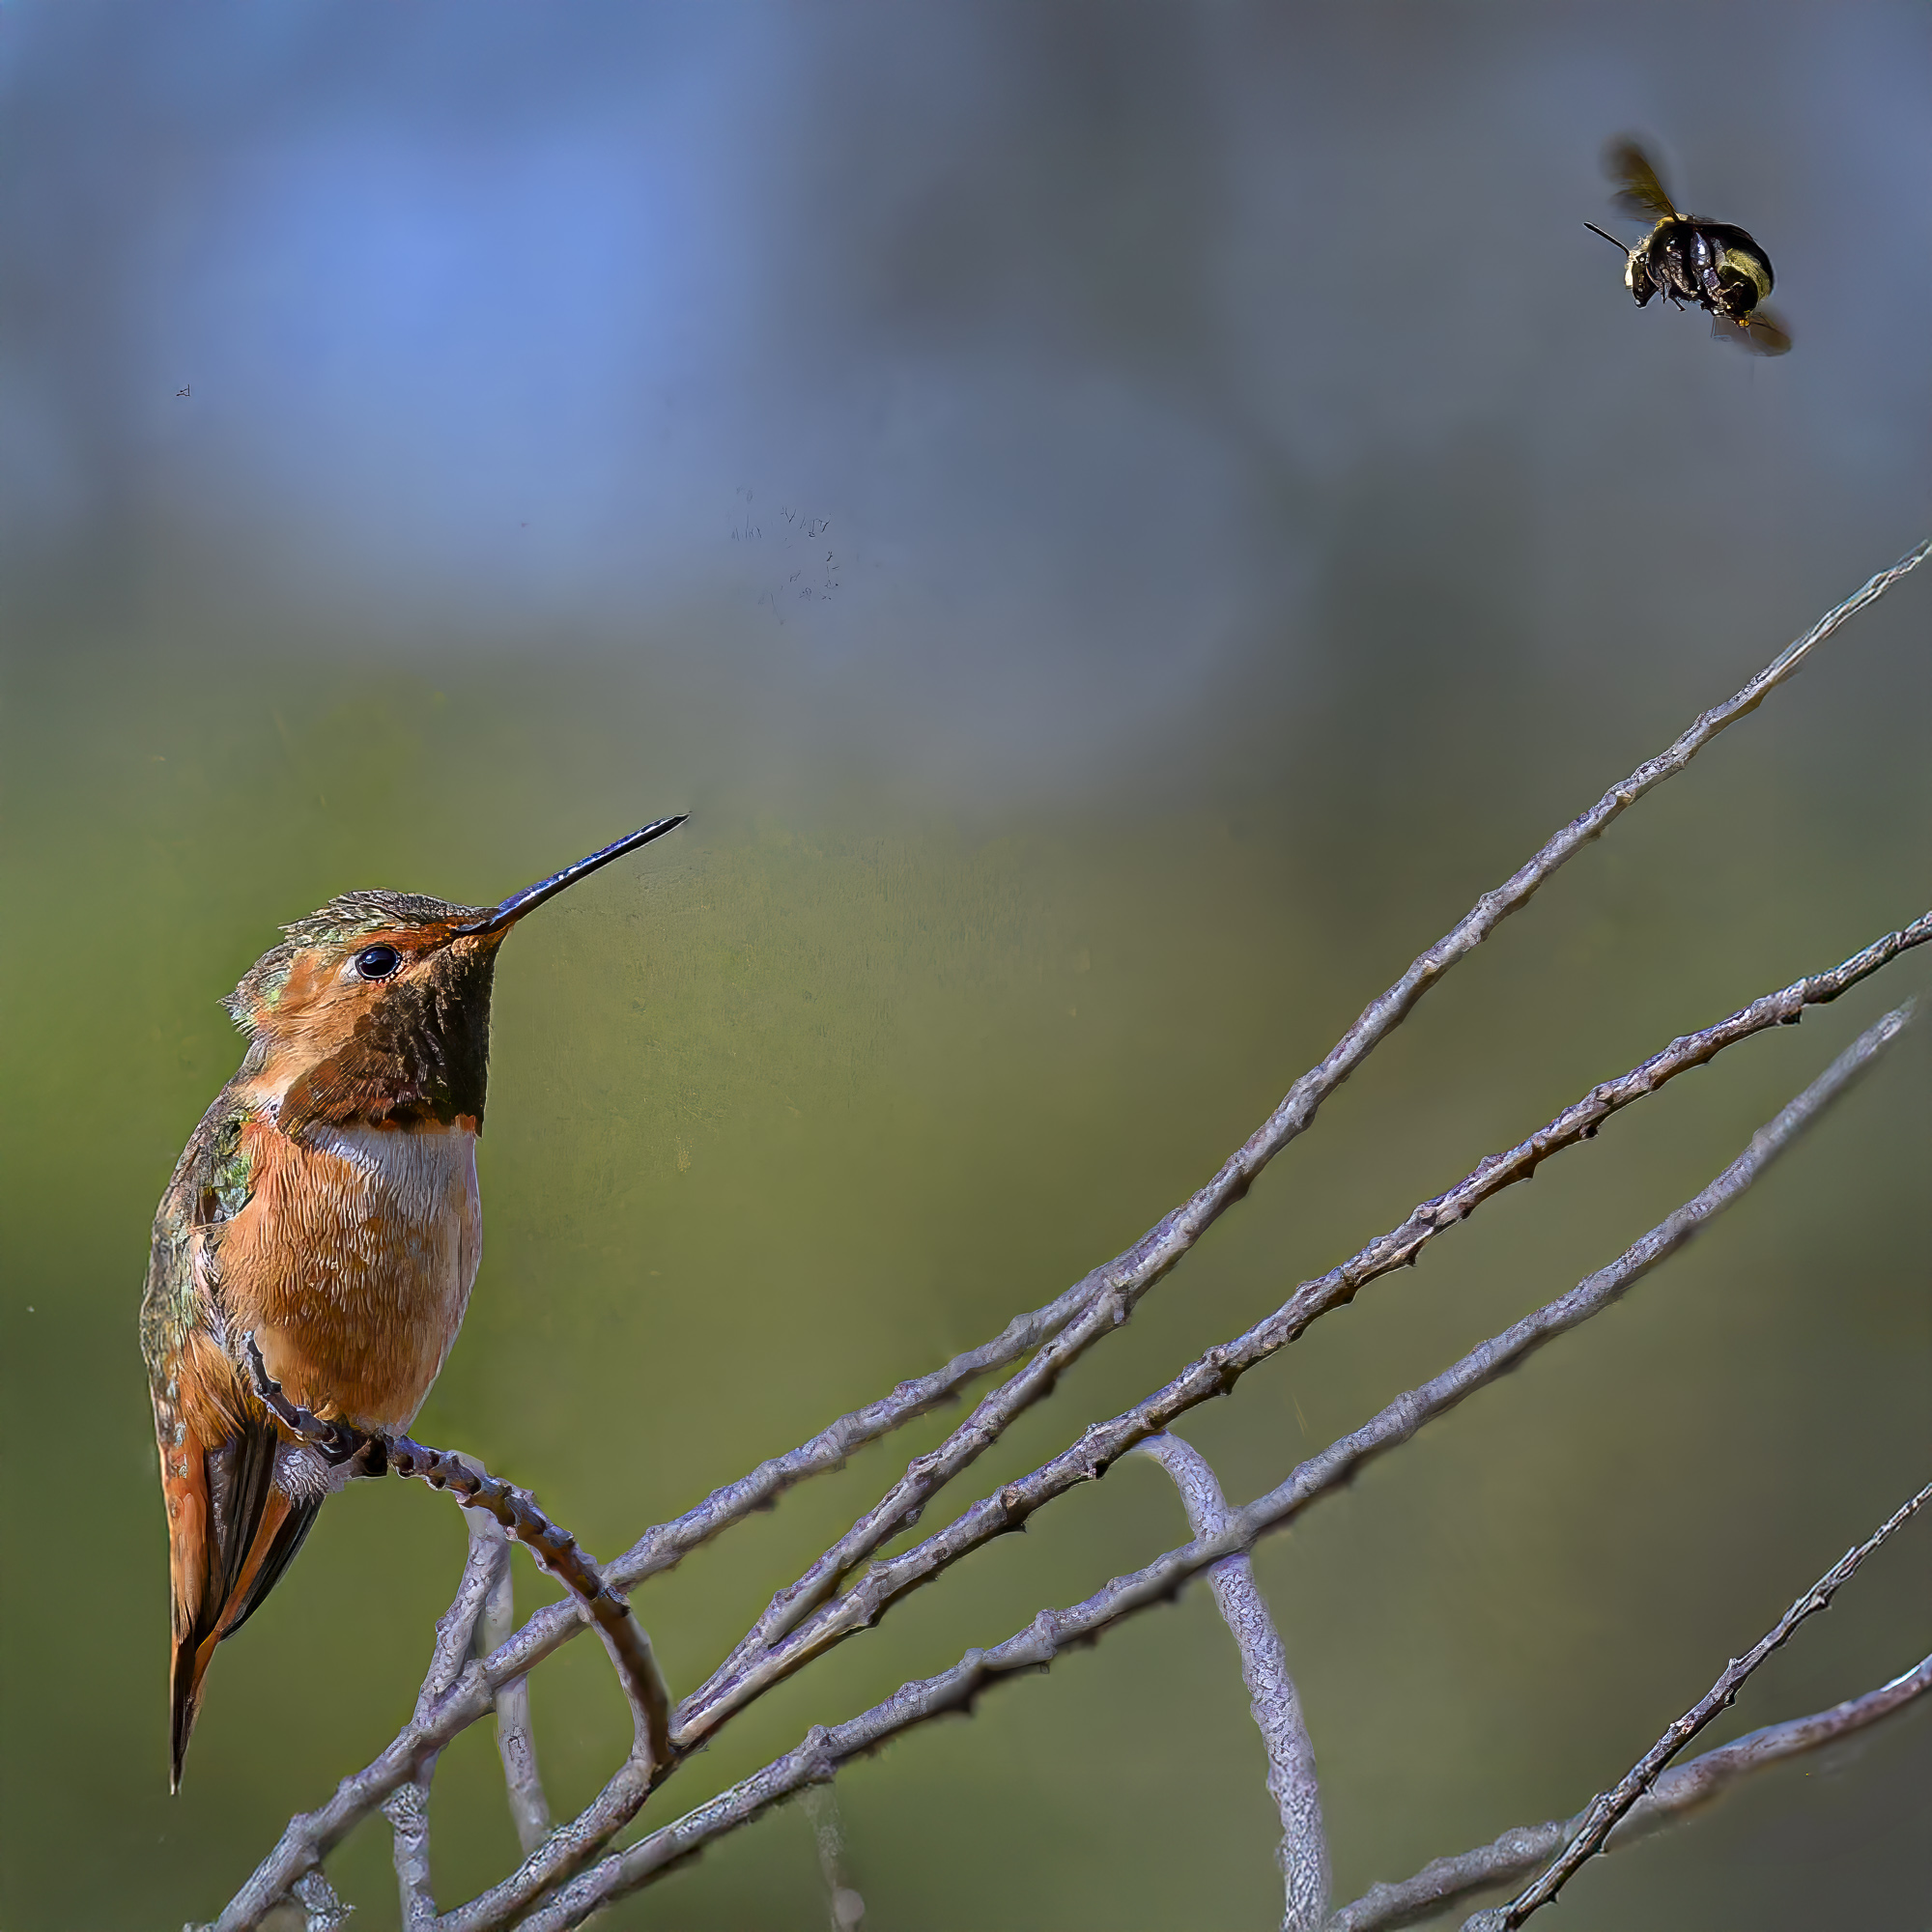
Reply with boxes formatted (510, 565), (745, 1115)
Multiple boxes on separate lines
(1585, 137), (1792, 355)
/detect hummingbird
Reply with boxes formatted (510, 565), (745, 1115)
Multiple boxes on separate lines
(138, 816), (685, 1789)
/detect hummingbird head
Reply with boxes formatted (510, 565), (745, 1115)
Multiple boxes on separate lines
(224, 817), (686, 1137)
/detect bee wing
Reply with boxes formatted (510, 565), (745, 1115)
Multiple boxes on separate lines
(1605, 137), (1679, 222)
(1712, 307), (1793, 356)
(1745, 306), (1792, 354)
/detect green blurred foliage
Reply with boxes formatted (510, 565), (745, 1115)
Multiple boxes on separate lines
(2, 619), (1926, 1928)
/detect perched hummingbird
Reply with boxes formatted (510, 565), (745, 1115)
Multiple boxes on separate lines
(139, 817), (685, 1789)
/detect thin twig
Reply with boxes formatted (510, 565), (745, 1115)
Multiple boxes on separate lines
(474, 1522), (551, 1856)
(220, 990), (1914, 1932)
(496, 1005), (1915, 1930)
(1139, 1434), (1328, 1932)
(1465, 1480), (1932, 1930)
(432, 1748), (654, 1929)
(1328, 1651), (1932, 1932)
(802, 1785), (867, 1932)
(431, 1527), (673, 1929)
(208, 1660), (524, 1931)
(235, 1345), (676, 1928)
(206, 545), (1927, 1931)
(424, 1512), (509, 1713)
(458, 954), (1925, 1915)
(677, 938), (1927, 1743)
(384, 1782), (436, 1930)
(288, 1870), (353, 1931)
(387, 1514), (505, 1927)
(696, 540), (1932, 1690)
(242, 1339), (672, 1780)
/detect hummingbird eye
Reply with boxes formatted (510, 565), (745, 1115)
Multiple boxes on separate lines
(353, 944), (402, 980)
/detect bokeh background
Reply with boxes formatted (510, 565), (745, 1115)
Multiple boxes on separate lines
(2, 4), (1928, 1926)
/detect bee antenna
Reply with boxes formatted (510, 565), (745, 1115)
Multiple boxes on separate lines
(1583, 221), (1631, 255)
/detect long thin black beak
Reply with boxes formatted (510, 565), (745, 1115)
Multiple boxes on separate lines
(452, 814), (688, 937)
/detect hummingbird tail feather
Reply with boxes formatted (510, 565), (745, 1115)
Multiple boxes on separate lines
(168, 1485), (315, 1788)
(224, 1495), (322, 1638)
(169, 1628), (215, 1795)
(163, 1465), (213, 1794)
(163, 1392), (314, 1789)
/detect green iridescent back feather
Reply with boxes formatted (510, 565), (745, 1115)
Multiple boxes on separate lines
(138, 1094), (259, 1385)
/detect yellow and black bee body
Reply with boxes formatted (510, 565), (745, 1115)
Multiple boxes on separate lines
(1587, 138), (1791, 355)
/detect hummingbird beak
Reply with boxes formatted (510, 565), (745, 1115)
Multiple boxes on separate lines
(451, 815), (688, 938)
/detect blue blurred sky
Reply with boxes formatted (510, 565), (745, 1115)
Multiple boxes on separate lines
(5, 2), (1931, 798)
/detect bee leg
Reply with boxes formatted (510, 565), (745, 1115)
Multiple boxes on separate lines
(1688, 230), (1732, 317)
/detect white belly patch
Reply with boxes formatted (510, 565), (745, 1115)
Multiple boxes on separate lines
(298, 1122), (484, 1417)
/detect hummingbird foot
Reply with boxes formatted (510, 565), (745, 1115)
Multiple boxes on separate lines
(240, 1337), (366, 1466)
(273, 1440), (360, 1502)
(241, 1333), (673, 1776)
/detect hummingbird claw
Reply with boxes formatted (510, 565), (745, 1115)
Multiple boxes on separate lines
(237, 1333), (673, 1769)
(242, 1333), (367, 1467)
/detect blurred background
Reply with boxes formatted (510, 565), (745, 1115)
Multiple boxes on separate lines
(1, 4), (1928, 1926)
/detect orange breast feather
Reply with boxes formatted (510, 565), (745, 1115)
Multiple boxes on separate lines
(218, 1116), (483, 1432)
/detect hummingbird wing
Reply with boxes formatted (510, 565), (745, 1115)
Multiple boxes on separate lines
(142, 1097), (318, 1787)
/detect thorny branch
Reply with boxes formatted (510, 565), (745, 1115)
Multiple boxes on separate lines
(207, 544), (1928, 1930)
(479, 1003), (1918, 1931)
(1327, 1651), (1932, 1932)
(1139, 1433), (1329, 1932)
(1465, 1477), (1932, 1930)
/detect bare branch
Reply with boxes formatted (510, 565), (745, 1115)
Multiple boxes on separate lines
(384, 1782), (436, 1930)
(475, 1525), (551, 1856)
(228, 1350), (679, 1930)
(677, 944), (1927, 1743)
(1623, 1651), (1932, 1827)
(426, 1512), (511, 1715)
(386, 1512), (505, 1927)
(1138, 1433), (1328, 1931)
(206, 545), (1928, 1929)
(1334, 1825), (1572, 1932)
(288, 1870), (352, 1931)
(430, 974), (1923, 1925)
(802, 1785), (867, 1931)
(1465, 1481), (1932, 1930)
(428, 1540), (671, 1932)
(242, 1340), (673, 1779)
(497, 1005), (1914, 1930)
(1328, 1651), (1932, 1932)
(432, 1761), (659, 1932)
(693, 540), (1932, 1689)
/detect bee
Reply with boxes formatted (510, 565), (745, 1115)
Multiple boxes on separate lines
(1585, 138), (1791, 355)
